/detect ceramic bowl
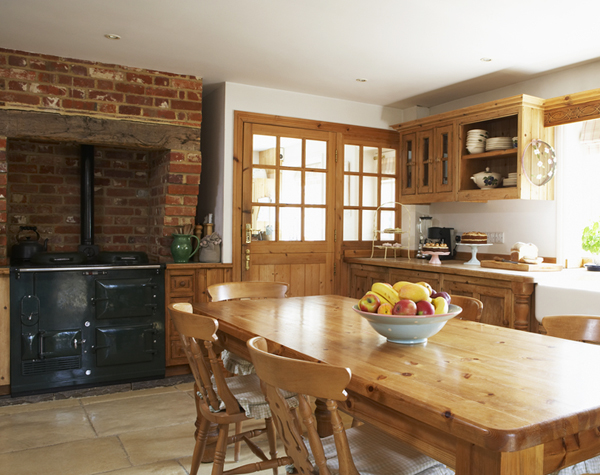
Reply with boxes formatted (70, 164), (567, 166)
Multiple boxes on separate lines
(471, 167), (503, 189)
(466, 145), (485, 154)
(352, 304), (462, 344)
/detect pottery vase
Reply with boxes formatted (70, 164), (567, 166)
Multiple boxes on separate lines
(171, 234), (200, 263)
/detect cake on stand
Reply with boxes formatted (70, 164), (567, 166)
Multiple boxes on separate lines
(422, 251), (450, 265)
(457, 243), (492, 265)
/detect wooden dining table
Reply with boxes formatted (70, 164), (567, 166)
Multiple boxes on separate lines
(193, 295), (600, 475)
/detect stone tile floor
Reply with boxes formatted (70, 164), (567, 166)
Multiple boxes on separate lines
(0, 375), (281, 475)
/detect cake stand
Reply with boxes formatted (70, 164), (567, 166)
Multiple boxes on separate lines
(457, 243), (492, 265)
(422, 251), (450, 265)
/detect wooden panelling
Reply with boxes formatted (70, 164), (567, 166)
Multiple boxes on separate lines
(544, 88), (600, 127)
(165, 264), (233, 367)
(0, 269), (10, 390)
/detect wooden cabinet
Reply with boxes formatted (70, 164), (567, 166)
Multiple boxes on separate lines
(346, 259), (535, 331)
(398, 122), (455, 203)
(457, 98), (554, 202)
(393, 94), (553, 204)
(441, 276), (513, 328)
(349, 264), (388, 299)
(165, 263), (232, 368)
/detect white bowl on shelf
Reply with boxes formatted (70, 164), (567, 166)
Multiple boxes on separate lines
(466, 145), (485, 154)
(468, 129), (489, 136)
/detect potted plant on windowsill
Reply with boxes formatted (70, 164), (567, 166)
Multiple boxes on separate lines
(582, 220), (600, 270)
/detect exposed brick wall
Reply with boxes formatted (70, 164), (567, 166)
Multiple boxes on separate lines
(7, 139), (160, 254)
(0, 48), (203, 264)
(0, 48), (202, 127)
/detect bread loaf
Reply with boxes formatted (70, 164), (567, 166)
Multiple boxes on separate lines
(510, 242), (538, 263)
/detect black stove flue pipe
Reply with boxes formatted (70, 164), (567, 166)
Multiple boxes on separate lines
(79, 144), (100, 258)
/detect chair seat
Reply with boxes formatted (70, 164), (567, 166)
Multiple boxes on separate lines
(212, 373), (298, 419)
(551, 456), (600, 475)
(222, 349), (256, 375)
(314, 423), (454, 475)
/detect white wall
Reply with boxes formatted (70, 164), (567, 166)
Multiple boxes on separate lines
(201, 59), (600, 264)
(201, 82), (404, 263)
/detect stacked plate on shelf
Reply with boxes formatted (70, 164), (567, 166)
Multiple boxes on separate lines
(503, 172), (518, 187)
(466, 129), (488, 154)
(485, 136), (513, 151)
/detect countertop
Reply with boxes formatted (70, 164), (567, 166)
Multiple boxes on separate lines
(345, 257), (542, 283)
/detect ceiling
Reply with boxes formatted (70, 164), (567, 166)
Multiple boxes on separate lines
(1, 0), (600, 110)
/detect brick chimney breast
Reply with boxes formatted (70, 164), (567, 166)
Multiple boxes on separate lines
(0, 48), (203, 264)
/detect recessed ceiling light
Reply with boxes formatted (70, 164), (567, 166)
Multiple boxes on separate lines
(480, 57), (492, 62)
(356, 78), (367, 82)
(104, 34), (121, 40)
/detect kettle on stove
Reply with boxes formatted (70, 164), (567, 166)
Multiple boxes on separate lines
(11, 226), (48, 261)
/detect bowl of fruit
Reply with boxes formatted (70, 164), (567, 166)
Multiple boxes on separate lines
(353, 281), (463, 344)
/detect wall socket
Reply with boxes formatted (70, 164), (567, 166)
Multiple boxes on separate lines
(488, 232), (504, 244)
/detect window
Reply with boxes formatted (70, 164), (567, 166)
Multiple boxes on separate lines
(556, 119), (600, 266)
(251, 132), (328, 242)
(342, 144), (398, 241)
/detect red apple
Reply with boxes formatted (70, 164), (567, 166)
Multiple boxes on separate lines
(416, 300), (435, 316)
(392, 299), (417, 315)
(377, 303), (393, 315)
(359, 293), (381, 313)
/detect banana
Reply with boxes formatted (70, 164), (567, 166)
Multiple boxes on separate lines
(365, 290), (391, 306)
(392, 281), (411, 293)
(371, 282), (400, 305)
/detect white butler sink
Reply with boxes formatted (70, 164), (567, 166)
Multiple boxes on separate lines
(535, 268), (600, 323)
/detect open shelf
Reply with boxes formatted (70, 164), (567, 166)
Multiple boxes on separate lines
(462, 148), (517, 160)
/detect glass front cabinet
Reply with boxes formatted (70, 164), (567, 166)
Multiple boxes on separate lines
(398, 122), (455, 204)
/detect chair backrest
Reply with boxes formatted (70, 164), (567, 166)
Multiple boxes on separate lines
(247, 336), (357, 475)
(542, 315), (600, 344)
(168, 303), (244, 416)
(207, 281), (289, 302)
(449, 295), (483, 322)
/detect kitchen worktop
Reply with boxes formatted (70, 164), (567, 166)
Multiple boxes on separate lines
(345, 257), (543, 282)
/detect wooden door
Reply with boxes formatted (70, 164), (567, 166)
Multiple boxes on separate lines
(433, 124), (454, 194)
(400, 132), (416, 196)
(241, 123), (336, 296)
(416, 129), (434, 195)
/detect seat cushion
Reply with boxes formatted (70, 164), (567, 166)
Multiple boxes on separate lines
(221, 349), (256, 375)
(213, 373), (297, 419)
(551, 455), (600, 475)
(315, 423), (454, 475)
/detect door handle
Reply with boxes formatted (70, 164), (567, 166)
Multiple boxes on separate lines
(245, 249), (250, 271)
(245, 224), (252, 244)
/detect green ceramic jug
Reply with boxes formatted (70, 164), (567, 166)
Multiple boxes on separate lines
(171, 234), (200, 263)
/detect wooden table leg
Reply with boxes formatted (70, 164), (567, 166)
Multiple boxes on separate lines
(455, 440), (543, 474)
(314, 398), (333, 437)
